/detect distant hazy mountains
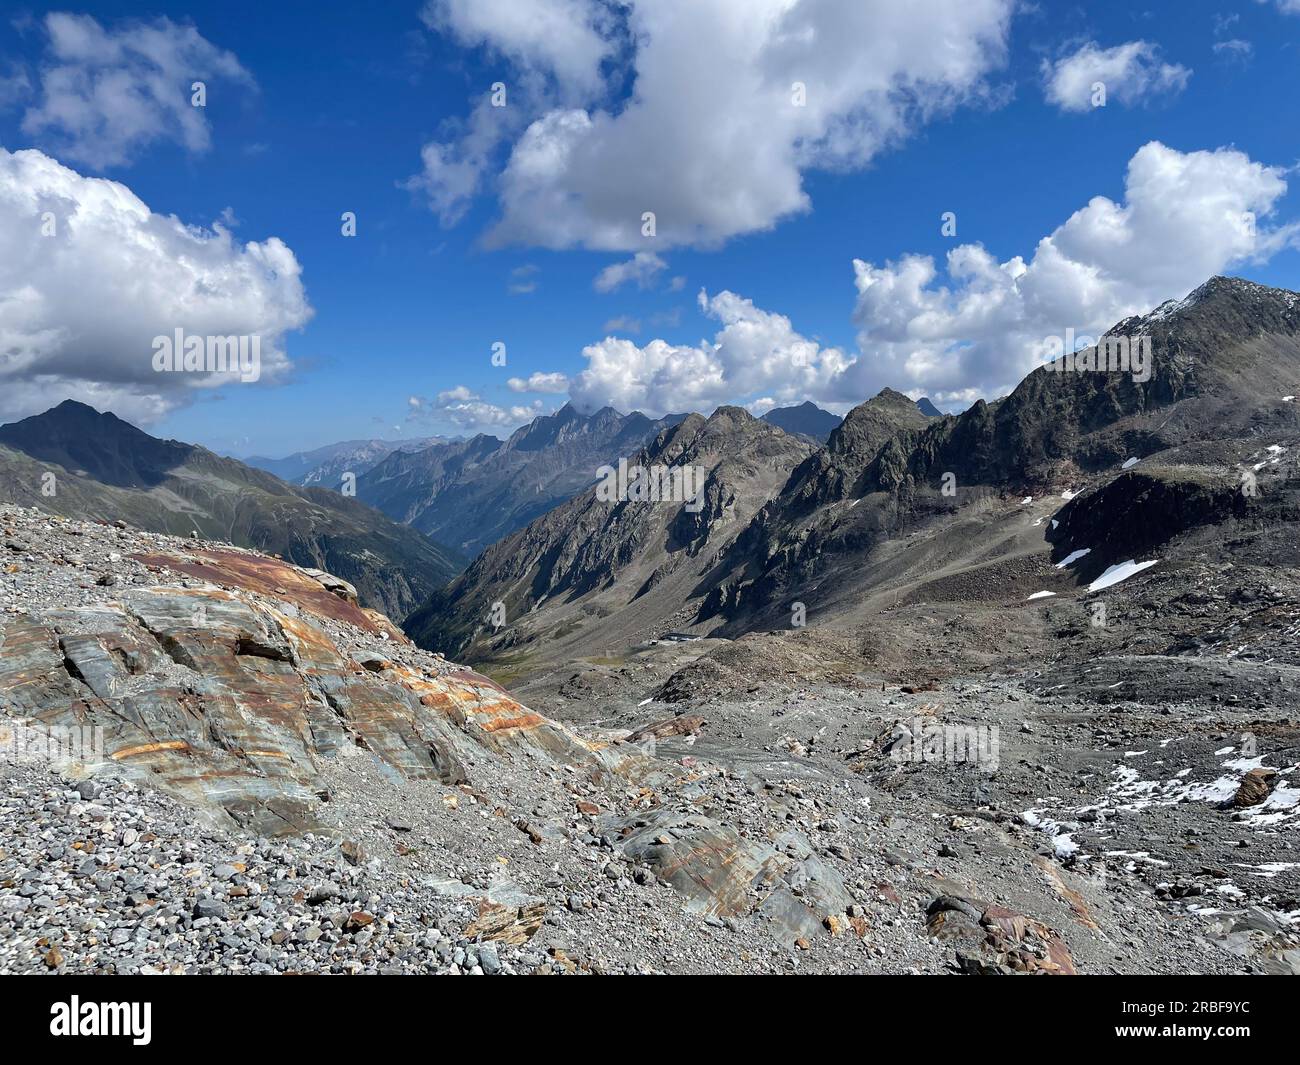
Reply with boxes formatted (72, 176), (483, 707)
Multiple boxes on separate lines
(247, 402), (856, 559)
(244, 436), (451, 486)
(355, 403), (686, 557)
(761, 401), (841, 441)
(0, 401), (463, 618)
(761, 399), (937, 438)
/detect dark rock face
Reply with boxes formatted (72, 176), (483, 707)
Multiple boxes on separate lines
(357, 403), (685, 557)
(701, 276), (1300, 627)
(1047, 468), (1249, 575)
(0, 401), (463, 619)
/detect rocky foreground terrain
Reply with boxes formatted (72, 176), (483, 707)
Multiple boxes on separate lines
(3, 497), (1300, 975)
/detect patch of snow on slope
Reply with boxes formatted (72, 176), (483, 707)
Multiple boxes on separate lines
(1088, 559), (1157, 592)
(1236, 862), (1300, 879)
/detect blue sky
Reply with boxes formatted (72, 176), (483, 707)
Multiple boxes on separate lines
(1, 0), (1298, 457)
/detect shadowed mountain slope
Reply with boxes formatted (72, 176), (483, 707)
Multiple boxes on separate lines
(405, 407), (816, 661)
(0, 402), (463, 619)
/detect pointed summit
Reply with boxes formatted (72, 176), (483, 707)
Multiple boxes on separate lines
(0, 401), (191, 488)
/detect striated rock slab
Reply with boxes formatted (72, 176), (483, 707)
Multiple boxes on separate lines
(131, 548), (406, 639)
(0, 558), (605, 835)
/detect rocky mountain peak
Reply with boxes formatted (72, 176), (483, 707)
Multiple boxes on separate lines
(702, 404), (756, 430)
(827, 386), (930, 457)
(0, 400), (191, 489)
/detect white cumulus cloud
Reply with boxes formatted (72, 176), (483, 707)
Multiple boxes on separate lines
(848, 141), (1297, 404)
(593, 251), (667, 292)
(507, 371), (571, 393)
(566, 141), (1298, 414)
(1042, 41), (1190, 112)
(19, 13), (254, 169)
(413, 0), (1014, 250)
(569, 288), (854, 416)
(0, 148), (311, 425)
(421, 0), (617, 100)
(416, 385), (546, 435)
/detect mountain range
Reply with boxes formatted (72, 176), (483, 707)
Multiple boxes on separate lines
(405, 405), (818, 662)
(353, 403), (687, 556)
(4, 276), (1296, 670)
(243, 435), (454, 486)
(402, 276), (1300, 676)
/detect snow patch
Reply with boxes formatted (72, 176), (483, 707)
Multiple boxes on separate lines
(1235, 862), (1300, 879)
(1088, 559), (1158, 593)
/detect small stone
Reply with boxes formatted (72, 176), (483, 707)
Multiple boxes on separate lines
(193, 898), (227, 920)
(478, 942), (502, 975)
